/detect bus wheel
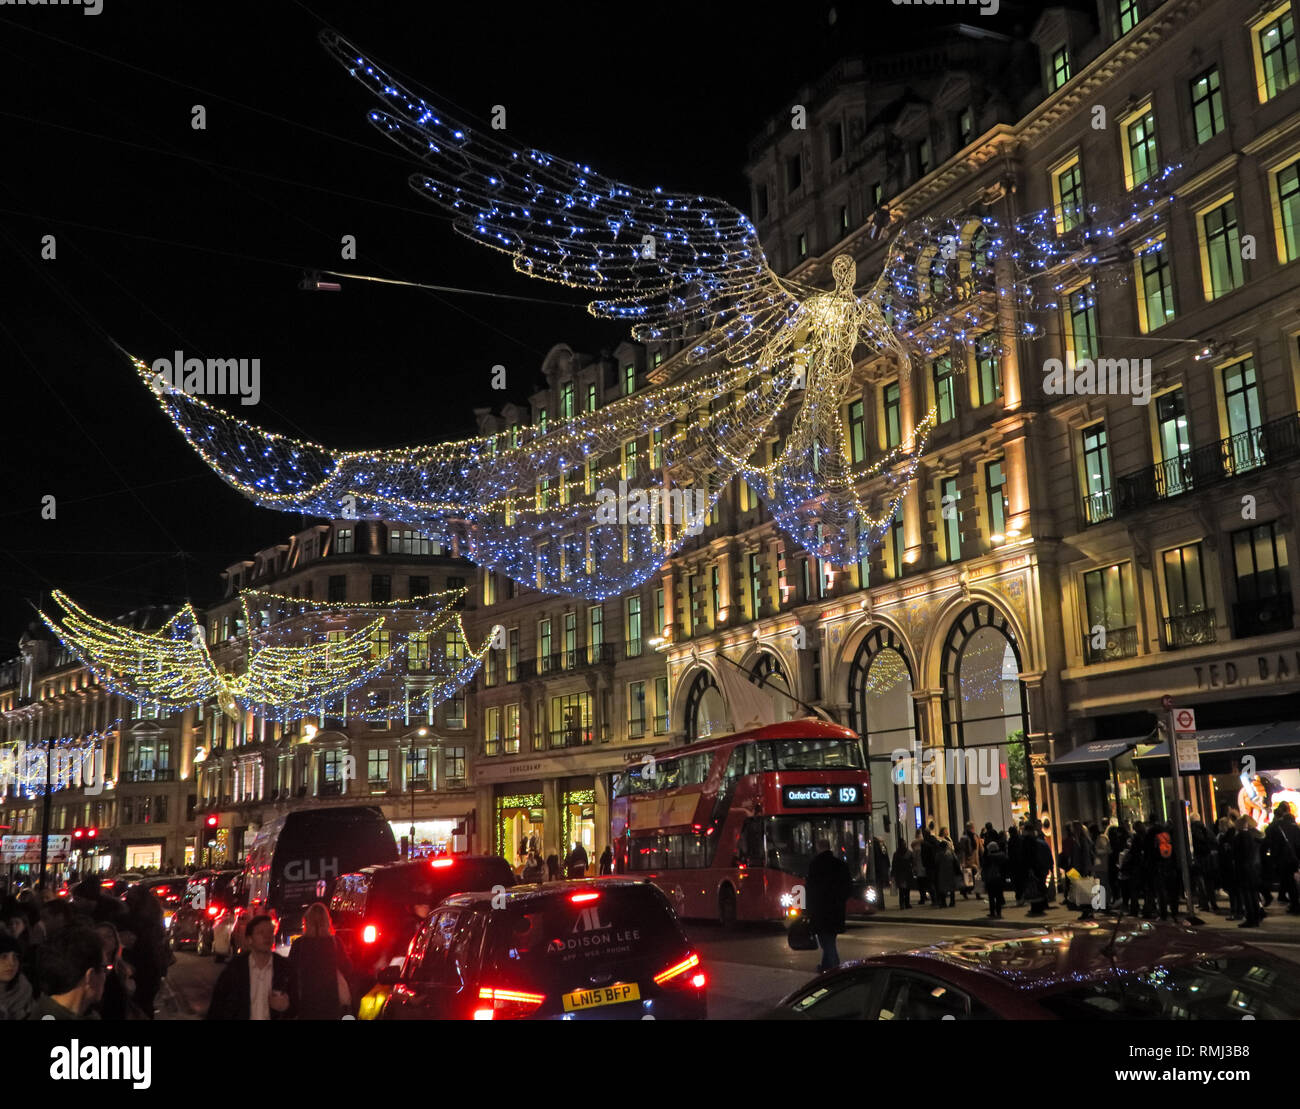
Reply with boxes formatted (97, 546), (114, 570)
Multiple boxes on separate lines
(718, 885), (737, 928)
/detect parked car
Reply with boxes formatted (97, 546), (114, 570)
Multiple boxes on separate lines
(333, 855), (515, 1002)
(766, 921), (1300, 1020)
(169, 869), (240, 955)
(375, 878), (707, 1020)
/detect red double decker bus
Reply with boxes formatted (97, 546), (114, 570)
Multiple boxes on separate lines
(610, 719), (878, 925)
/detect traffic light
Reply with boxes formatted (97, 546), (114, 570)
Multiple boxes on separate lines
(71, 827), (98, 842)
(205, 814), (219, 828)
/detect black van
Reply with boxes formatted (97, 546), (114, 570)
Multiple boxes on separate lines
(379, 879), (707, 1020)
(331, 855), (516, 990)
(243, 805), (399, 951)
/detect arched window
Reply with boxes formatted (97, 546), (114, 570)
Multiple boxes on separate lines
(750, 652), (796, 723)
(939, 603), (1033, 836)
(683, 670), (727, 740)
(849, 627), (917, 840)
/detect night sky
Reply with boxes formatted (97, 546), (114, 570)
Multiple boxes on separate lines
(0, 0), (1068, 644)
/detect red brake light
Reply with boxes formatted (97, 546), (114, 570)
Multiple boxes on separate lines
(653, 952), (702, 986)
(569, 892), (600, 904)
(362, 924), (379, 944)
(429, 859), (454, 869)
(476, 986), (545, 1018)
(207, 906), (219, 917)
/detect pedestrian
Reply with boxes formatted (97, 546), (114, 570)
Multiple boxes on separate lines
(30, 926), (105, 1020)
(545, 852), (561, 882)
(981, 837), (1006, 918)
(288, 903), (353, 1020)
(565, 841), (589, 879)
(1006, 826), (1025, 906)
(909, 833), (929, 905)
(958, 823), (979, 900)
(933, 831), (958, 908)
(1235, 816), (1265, 928)
(1189, 812), (1218, 912)
(1218, 816), (1241, 920)
(1267, 803), (1300, 913)
(1025, 821), (1052, 917)
(921, 827), (940, 905)
(521, 851), (546, 883)
(0, 931), (34, 1020)
(598, 845), (614, 876)
(1090, 822), (1111, 908)
(805, 840), (852, 973)
(91, 921), (144, 1021)
(871, 837), (890, 906)
(121, 885), (165, 1019)
(890, 840), (914, 909)
(206, 915), (297, 1020)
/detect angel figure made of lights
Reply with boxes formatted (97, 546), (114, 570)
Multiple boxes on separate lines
(37, 586), (490, 724)
(134, 31), (1179, 601)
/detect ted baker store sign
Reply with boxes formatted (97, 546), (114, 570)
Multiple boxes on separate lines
(1193, 652), (1300, 690)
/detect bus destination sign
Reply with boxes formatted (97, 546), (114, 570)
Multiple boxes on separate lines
(782, 784), (860, 807)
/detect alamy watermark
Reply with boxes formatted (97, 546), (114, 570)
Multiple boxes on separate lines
(1, 0), (102, 13)
(150, 350), (261, 406)
(890, 743), (1000, 796)
(1042, 356), (1152, 405)
(594, 481), (709, 537)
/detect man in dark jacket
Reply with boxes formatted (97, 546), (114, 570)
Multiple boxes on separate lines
(806, 840), (852, 972)
(981, 839), (1007, 918)
(206, 915), (297, 1020)
(1273, 804), (1300, 913)
(30, 926), (104, 1020)
(1025, 822), (1052, 917)
(1190, 814), (1218, 912)
(1235, 817), (1265, 927)
(1006, 826), (1025, 906)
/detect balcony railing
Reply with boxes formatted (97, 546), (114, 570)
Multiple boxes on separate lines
(550, 728), (594, 749)
(653, 713), (669, 735)
(629, 718), (647, 740)
(320, 779), (346, 797)
(1082, 625), (1139, 664)
(124, 768), (175, 783)
(1115, 414), (1300, 513)
(625, 639), (643, 659)
(1233, 593), (1294, 638)
(1164, 609), (1217, 649)
(1081, 489), (1113, 526)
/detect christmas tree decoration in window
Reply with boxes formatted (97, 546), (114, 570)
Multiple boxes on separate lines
(134, 32), (1182, 592)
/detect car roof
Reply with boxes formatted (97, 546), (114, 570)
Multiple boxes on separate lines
(345, 856), (509, 881)
(848, 921), (1260, 997)
(437, 877), (658, 911)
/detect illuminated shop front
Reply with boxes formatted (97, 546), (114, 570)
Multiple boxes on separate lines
(561, 782), (596, 860)
(494, 786), (545, 865)
(389, 818), (459, 858)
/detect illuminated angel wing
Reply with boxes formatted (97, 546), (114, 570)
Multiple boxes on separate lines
(136, 349), (803, 599)
(234, 617), (389, 712)
(320, 31), (806, 367)
(37, 590), (223, 707)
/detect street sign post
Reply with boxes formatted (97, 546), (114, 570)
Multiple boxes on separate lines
(1164, 703), (1202, 925)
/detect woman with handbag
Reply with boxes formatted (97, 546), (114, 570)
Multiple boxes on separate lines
(288, 902), (354, 1019)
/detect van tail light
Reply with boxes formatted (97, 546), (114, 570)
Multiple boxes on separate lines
(429, 858), (454, 869)
(654, 952), (704, 989)
(475, 986), (545, 1019)
(362, 924), (379, 944)
(569, 892), (599, 904)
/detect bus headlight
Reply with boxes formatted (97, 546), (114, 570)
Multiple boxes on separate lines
(779, 893), (793, 908)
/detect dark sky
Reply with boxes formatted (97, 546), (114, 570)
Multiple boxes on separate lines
(0, 0), (1064, 644)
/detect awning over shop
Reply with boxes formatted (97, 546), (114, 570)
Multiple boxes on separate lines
(1133, 723), (1300, 777)
(1046, 737), (1144, 783)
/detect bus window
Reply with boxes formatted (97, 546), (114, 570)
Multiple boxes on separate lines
(737, 818), (765, 866)
(683, 834), (710, 868)
(766, 739), (864, 770)
(664, 834), (686, 869)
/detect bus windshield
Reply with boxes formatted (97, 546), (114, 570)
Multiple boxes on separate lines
(762, 739), (864, 771)
(762, 815), (871, 881)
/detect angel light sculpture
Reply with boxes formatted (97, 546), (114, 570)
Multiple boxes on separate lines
(135, 32), (1178, 600)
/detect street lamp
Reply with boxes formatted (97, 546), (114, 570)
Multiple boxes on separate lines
(401, 726), (429, 859)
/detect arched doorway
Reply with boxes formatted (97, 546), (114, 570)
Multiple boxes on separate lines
(750, 652), (796, 723)
(939, 603), (1033, 837)
(848, 627), (918, 844)
(683, 669), (728, 740)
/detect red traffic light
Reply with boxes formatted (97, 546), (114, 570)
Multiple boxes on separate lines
(86, 828), (97, 839)
(72, 828), (84, 839)
(205, 815), (219, 828)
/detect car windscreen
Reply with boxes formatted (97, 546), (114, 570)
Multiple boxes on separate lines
(1037, 953), (1300, 1019)
(485, 888), (686, 989)
(379, 860), (514, 913)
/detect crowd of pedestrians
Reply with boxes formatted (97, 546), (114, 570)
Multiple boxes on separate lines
(0, 878), (169, 1020)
